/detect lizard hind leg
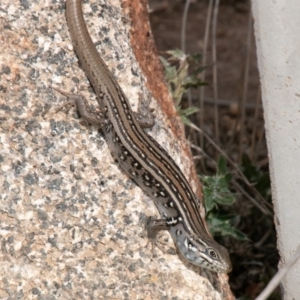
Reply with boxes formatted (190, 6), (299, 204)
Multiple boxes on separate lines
(133, 92), (156, 129)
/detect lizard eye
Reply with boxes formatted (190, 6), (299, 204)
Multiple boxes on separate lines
(208, 249), (217, 259)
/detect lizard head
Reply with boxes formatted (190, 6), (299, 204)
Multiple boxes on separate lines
(171, 227), (232, 273)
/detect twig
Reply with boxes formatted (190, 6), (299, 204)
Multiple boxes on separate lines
(199, 0), (214, 155)
(181, 0), (193, 107)
(238, 4), (253, 162)
(212, 0), (220, 143)
(250, 86), (262, 161)
(256, 244), (300, 300)
(184, 95), (263, 109)
(181, 0), (191, 53)
(231, 180), (269, 214)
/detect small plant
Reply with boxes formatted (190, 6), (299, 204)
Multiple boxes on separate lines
(200, 156), (248, 241)
(160, 49), (207, 125)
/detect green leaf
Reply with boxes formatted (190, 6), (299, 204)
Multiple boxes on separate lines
(241, 154), (271, 199)
(179, 107), (199, 127)
(180, 115), (192, 126)
(166, 66), (178, 82)
(241, 154), (258, 181)
(165, 49), (185, 60)
(159, 56), (170, 68)
(207, 213), (249, 241)
(189, 52), (202, 63)
(201, 172), (235, 212)
(217, 156), (227, 175)
(182, 75), (208, 89)
(179, 106), (199, 117)
(192, 65), (207, 75)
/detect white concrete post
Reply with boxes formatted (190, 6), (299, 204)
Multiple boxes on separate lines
(251, 1), (300, 298)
